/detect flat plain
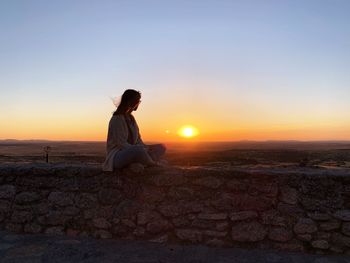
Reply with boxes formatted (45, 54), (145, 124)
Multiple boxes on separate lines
(1, 140), (350, 170)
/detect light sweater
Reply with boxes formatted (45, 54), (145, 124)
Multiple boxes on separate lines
(102, 114), (144, 171)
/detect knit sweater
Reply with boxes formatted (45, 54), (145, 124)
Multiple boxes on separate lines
(102, 114), (144, 171)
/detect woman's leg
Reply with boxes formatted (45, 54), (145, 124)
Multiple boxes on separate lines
(147, 144), (166, 161)
(113, 145), (155, 170)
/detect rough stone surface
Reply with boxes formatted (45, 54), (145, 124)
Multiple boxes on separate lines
(24, 223), (42, 234)
(293, 218), (318, 234)
(48, 191), (74, 206)
(261, 210), (286, 226)
(331, 233), (350, 248)
(76, 193), (98, 209)
(5, 223), (23, 233)
(231, 221), (267, 242)
(158, 201), (203, 217)
(342, 222), (350, 236)
(279, 187), (298, 205)
(229, 211), (258, 221)
(226, 179), (247, 192)
(216, 221), (229, 231)
(297, 234), (312, 241)
(307, 212), (331, 221)
(273, 240), (305, 253)
(137, 210), (161, 225)
(311, 240), (330, 250)
(92, 218), (111, 229)
(15, 192), (40, 204)
(146, 218), (170, 234)
(1, 163), (350, 255)
(0, 185), (16, 199)
(10, 211), (33, 224)
(202, 230), (227, 238)
(45, 226), (64, 235)
(168, 187), (194, 200)
(150, 171), (187, 186)
(127, 163), (145, 174)
(268, 227), (293, 242)
(197, 213), (227, 220)
(320, 220), (341, 231)
(333, 210), (350, 221)
(193, 176), (223, 189)
(277, 203), (304, 217)
(98, 188), (123, 205)
(175, 229), (202, 243)
(149, 234), (168, 243)
(315, 232), (331, 240)
(94, 230), (112, 239)
(62, 206), (80, 216)
(234, 194), (273, 211)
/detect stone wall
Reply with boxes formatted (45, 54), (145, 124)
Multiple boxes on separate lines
(0, 163), (350, 254)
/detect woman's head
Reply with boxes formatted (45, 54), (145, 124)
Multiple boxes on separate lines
(114, 89), (141, 115)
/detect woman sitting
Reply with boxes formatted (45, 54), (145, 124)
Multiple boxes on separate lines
(102, 89), (166, 171)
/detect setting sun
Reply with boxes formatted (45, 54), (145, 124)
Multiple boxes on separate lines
(178, 125), (199, 138)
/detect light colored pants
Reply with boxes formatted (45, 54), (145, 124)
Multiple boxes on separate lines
(113, 144), (166, 169)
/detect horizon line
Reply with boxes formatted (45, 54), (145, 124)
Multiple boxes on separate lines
(1, 139), (350, 143)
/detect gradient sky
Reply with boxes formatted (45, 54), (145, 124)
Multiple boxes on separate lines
(1, 0), (349, 142)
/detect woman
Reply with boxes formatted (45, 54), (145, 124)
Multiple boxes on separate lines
(102, 89), (166, 171)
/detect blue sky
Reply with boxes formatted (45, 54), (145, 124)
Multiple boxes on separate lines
(1, 0), (349, 141)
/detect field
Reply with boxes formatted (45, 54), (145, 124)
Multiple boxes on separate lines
(1, 140), (350, 169)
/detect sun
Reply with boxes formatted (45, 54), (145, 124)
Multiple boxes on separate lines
(178, 125), (199, 138)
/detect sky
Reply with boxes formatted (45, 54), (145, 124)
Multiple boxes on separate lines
(1, 0), (349, 142)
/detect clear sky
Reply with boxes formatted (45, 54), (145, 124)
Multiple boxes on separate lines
(1, 0), (349, 142)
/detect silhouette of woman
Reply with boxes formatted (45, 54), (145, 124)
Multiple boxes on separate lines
(102, 89), (166, 171)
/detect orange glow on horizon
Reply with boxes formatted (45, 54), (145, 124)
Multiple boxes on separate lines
(1, 112), (349, 142)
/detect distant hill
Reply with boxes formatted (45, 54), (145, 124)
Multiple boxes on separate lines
(1, 139), (350, 151)
(0, 139), (53, 144)
(0, 139), (103, 145)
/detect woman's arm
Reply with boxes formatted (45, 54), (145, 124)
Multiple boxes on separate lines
(111, 116), (132, 149)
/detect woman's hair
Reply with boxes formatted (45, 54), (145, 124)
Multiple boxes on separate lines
(114, 89), (141, 115)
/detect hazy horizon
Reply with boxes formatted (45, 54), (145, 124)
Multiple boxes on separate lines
(1, 138), (350, 144)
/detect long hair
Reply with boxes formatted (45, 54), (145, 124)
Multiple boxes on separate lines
(114, 89), (141, 115)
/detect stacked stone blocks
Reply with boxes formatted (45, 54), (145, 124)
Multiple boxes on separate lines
(0, 164), (350, 254)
